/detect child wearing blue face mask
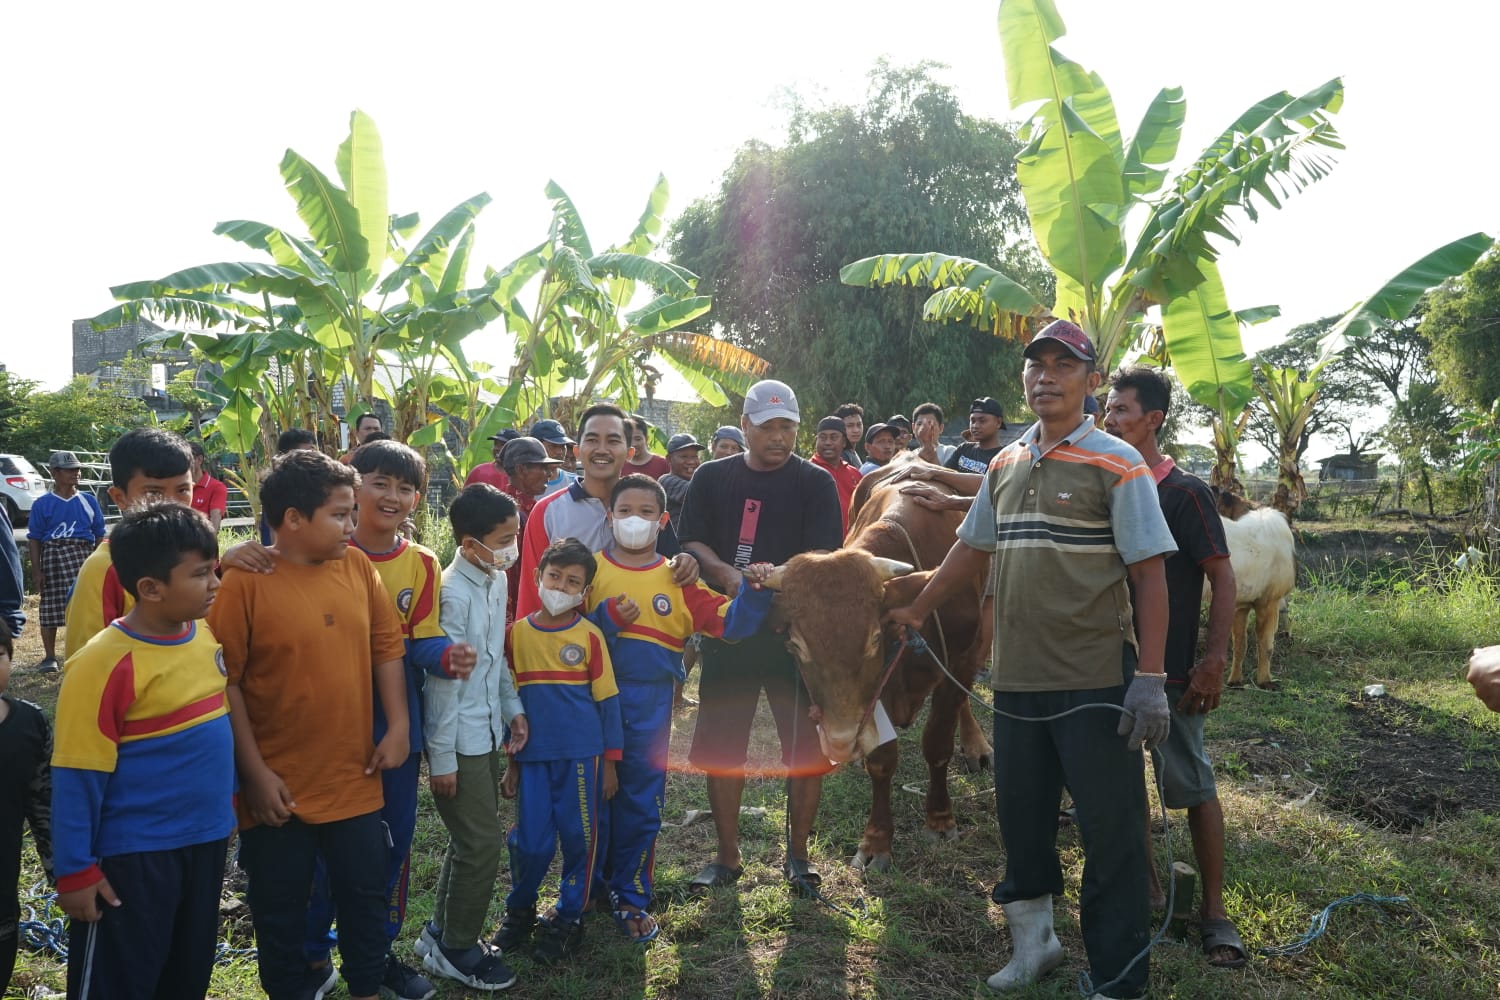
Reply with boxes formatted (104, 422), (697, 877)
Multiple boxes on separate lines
(416, 484), (527, 990)
(581, 474), (775, 944)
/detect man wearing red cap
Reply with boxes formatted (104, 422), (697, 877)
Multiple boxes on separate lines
(888, 320), (1176, 1000)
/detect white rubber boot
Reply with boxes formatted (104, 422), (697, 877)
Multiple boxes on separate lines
(987, 895), (1064, 991)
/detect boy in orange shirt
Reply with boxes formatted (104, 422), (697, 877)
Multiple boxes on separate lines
(208, 450), (409, 1000)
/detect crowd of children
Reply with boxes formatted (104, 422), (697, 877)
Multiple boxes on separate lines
(2, 426), (778, 998)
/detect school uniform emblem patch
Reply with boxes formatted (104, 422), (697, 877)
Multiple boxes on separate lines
(652, 593), (672, 616)
(559, 643), (585, 666)
(214, 647), (227, 677)
(397, 587), (414, 615)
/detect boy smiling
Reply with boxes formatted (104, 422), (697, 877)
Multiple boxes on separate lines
(208, 450), (411, 1000)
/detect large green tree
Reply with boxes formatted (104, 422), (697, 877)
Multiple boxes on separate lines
(6, 376), (150, 468)
(669, 60), (1051, 423)
(1248, 317), (1379, 461)
(1423, 249), (1500, 410)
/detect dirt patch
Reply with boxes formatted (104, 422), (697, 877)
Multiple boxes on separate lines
(1294, 523), (1466, 582)
(1232, 695), (1500, 831)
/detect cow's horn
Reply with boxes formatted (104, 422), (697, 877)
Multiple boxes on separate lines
(869, 557), (915, 580)
(761, 564), (787, 591)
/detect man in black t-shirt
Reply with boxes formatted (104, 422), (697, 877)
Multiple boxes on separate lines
(678, 379), (843, 898)
(944, 397), (1006, 474)
(1105, 367), (1247, 970)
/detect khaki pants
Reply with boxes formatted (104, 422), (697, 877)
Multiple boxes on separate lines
(431, 750), (505, 949)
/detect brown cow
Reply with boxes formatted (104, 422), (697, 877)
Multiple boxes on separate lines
(764, 454), (992, 872)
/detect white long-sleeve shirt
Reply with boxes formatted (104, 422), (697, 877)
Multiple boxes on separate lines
(423, 555), (524, 776)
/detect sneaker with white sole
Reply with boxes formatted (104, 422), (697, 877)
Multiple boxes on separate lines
(422, 942), (517, 991)
(412, 920), (441, 960)
(380, 954), (436, 1000)
(295, 964), (338, 1000)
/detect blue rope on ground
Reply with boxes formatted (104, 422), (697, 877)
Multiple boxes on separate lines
(19, 882), (258, 966)
(1256, 893), (1413, 958)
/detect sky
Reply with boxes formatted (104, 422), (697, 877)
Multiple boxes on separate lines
(3, 0), (1497, 461)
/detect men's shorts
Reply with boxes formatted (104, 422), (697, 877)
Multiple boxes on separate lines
(688, 633), (834, 777)
(1151, 695), (1217, 809)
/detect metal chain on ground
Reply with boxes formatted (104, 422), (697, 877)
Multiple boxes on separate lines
(1255, 893), (1413, 958)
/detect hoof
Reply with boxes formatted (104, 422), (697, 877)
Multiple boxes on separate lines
(920, 823), (960, 843)
(958, 750), (994, 774)
(1255, 679), (1281, 691)
(852, 848), (892, 873)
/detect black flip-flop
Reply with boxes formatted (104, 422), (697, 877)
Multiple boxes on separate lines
(783, 857), (822, 897)
(688, 862), (744, 896)
(1201, 917), (1250, 968)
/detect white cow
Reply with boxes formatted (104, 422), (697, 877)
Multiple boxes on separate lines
(1208, 495), (1297, 688)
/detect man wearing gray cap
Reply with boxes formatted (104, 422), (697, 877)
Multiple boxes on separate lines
(26, 451), (106, 672)
(677, 379), (843, 897)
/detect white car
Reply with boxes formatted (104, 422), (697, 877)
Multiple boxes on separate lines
(0, 454), (47, 527)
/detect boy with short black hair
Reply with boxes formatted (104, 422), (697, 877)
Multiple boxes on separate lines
(52, 502), (232, 1000)
(585, 474), (774, 942)
(302, 439), (477, 999)
(65, 428), (272, 658)
(208, 449), (411, 1000)
(0, 617), (52, 996)
(493, 538), (621, 965)
(417, 484), (527, 990)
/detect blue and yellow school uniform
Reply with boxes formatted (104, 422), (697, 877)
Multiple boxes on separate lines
(51, 620), (235, 996)
(305, 535), (451, 960)
(504, 612), (622, 924)
(585, 552), (773, 912)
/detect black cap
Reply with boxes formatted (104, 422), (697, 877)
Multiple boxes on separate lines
(816, 416), (846, 435)
(886, 414), (912, 431)
(864, 423), (896, 444)
(665, 433), (705, 454)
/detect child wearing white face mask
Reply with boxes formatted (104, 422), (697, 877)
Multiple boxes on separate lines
(492, 537), (622, 966)
(417, 484), (527, 990)
(581, 474), (775, 944)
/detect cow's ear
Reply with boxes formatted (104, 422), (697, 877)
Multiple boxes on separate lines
(880, 570), (935, 611)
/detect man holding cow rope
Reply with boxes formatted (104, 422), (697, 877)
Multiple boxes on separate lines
(677, 379), (844, 897)
(888, 320), (1176, 1000)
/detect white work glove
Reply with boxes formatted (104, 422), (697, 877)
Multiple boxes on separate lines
(1117, 672), (1170, 751)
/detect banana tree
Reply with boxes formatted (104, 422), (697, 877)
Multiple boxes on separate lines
(1255, 364), (1321, 514)
(93, 111), (504, 495)
(480, 176), (768, 472)
(841, 0), (1342, 459)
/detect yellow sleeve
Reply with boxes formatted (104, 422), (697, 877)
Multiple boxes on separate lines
(407, 547), (446, 641)
(51, 638), (134, 773)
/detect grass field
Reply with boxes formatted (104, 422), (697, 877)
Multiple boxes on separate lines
(6, 555), (1500, 999)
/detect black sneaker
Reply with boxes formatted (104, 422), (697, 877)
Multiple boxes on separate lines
(531, 918), (583, 965)
(422, 941), (517, 991)
(380, 954), (436, 1000)
(295, 964), (338, 1000)
(490, 906), (536, 954)
(35, 657), (58, 674)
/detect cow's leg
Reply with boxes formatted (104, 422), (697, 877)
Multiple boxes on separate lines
(957, 697), (994, 773)
(1226, 606), (1250, 687)
(1253, 599), (1279, 689)
(854, 738), (899, 873)
(921, 682), (964, 842)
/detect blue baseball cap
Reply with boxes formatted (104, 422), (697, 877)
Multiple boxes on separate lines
(528, 419), (575, 446)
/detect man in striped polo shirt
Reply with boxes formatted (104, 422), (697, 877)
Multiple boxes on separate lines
(889, 320), (1176, 1000)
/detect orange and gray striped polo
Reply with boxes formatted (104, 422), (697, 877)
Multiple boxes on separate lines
(956, 415), (1176, 692)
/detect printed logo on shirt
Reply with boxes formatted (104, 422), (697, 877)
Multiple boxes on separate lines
(396, 587), (414, 615)
(47, 522), (80, 540)
(215, 647), (227, 676)
(1055, 492), (1073, 505)
(652, 593), (672, 616)
(559, 643), (585, 667)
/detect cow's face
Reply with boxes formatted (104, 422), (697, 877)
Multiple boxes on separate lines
(767, 550), (914, 762)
